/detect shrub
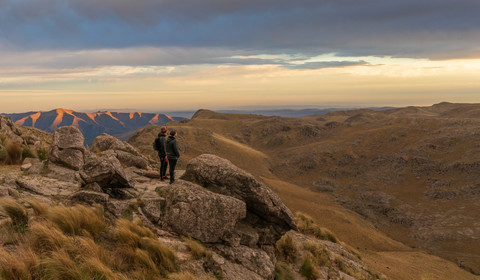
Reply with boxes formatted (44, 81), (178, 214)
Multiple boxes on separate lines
(183, 237), (207, 259)
(276, 234), (297, 263)
(303, 241), (330, 267)
(296, 212), (338, 243)
(0, 198), (29, 232)
(300, 254), (321, 280)
(36, 148), (49, 161)
(22, 147), (37, 160)
(274, 261), (295, 280)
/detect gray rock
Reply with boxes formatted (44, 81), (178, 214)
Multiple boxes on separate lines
(214, 245), (275, 279)
(70, 191), (109, 206)
(82, 182), (103, 192)
(91, 133), (150, 169)
(80, 155), (134, 189)
(156, 180), (246, 244)
(21, 163), (33, 171)
(23, 157), (40, 165)
(49, 126), (86, 170)
(0, 115), (23, 144)
(181, 154), (297, 245)
(141, 197), (166, 223)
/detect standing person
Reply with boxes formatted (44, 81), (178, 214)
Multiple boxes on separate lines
(154, 126), (169, 181)
(166, 129), (180, 184)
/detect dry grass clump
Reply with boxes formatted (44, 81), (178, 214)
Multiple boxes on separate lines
(0, 198), (29, 232)
(182, 237), (207, 259)
(274, 261), (295, 280)
(300, 253), (321, 280)
(0, 200), (177, 280)
(296, 212), (338, 243)
(46, 205), (105, 237)
(112, 218), (176, 276)
(276, 234), (298, 263)
(167, 272), (216, 280)
(303, 241), (330, 267)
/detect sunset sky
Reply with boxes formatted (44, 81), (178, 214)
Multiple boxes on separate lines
(1, 0), (479, 113)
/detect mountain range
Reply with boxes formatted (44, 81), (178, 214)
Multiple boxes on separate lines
(3, 109), (186, 144)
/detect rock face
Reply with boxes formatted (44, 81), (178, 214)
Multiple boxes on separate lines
(0, 115), (23, 144)
(80, 155), (134, 189)
(155, 181), (246, 244)
(49, 126), (86, 170)
(181, 154), (297, 245)
(91, 133), (150, 169)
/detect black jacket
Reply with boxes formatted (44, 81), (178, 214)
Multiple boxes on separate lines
(156, 133), (167, 157)
(166, 135), (180, 160)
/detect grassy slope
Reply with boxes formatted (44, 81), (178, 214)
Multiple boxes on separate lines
(128, 104), (480, 279)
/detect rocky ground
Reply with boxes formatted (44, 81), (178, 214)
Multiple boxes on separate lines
(0, 121), (381, 279)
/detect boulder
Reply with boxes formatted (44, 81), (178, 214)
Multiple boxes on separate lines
(181, 154), (297, 245)
(213, 245), (275, 279)
(49, 126), (86, 170)
(70, 190), (109, 206)
(0, 115), (23, 144)
(91, 133), (150, 169)
(156, 181), (246, 244)
(80, 155), (134, 189)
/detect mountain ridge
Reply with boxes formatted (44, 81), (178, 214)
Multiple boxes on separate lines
(3, 108), (186, 144)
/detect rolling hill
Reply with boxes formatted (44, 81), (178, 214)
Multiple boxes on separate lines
(4, 109), (186, 145)
(129, 102), (480, 278)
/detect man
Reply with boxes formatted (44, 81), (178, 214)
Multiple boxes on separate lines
(154, 126), (168, 181)
(166, 129), (180, 184)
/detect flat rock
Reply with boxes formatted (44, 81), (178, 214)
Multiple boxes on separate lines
(80, 155), (134, 189)
(70, 191), (109, 206)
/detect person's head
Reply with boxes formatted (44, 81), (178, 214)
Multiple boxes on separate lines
(160, 126), (167, 134)
(170, 130), (177, 137)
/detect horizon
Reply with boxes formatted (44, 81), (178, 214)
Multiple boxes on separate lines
(1, 1), (480, 112)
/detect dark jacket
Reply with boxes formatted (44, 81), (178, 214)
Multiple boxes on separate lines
(166, 135), (180, 160)
(156, 133), (167, 157)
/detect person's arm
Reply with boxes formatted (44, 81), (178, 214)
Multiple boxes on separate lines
(174, 140), (180, 158)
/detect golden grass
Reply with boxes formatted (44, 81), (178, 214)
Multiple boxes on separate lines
(296, 212), (338, 243)
(182, 237), (207, 259)
(274, 261), (295, 280)
(46, 205), (105, 237)
(299, 253), (321, 280)
(0, 198), (29, 232)
(4, 139), (22, 165)
(302, 241), (330, 267)
(276, 234), (298, 263)
(0, 200), (178, 280)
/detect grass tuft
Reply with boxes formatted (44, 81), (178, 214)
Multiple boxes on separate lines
(303, 241), (330, 267)
(182, 237), (207, 259)
(0, 198), (29, 232)
(26, 199), (49, 216)
(46, 205), (105, 237)
(274, 261), (295, 280)
(276, 234), (297, 263)
(300, 253), (321, 280)
(296, 212), (338, 243)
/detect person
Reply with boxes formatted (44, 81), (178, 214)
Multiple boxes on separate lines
(166, 129), (180, 184)
(154, 126), (168, 181)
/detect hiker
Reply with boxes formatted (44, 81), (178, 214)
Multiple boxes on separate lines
(154, 126), (168, 181)
(166, 129), (180, 184)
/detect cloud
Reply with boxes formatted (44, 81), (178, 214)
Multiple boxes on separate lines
(285, 60), (369, 70)
(0, 0), (479, 59)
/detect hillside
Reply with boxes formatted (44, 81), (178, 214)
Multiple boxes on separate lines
(0, 121), (387, 280)
(128, 102), (480, 278)
(4, 109), (186, 145)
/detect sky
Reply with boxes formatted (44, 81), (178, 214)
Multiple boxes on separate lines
(1, 0), (480, 113)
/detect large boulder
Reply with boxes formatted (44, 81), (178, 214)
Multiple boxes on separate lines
(49, 126), (86, 170)
(181, 154), (297, 245)
(91, 133), (150, 169)
(156, 181), (246, 244)
(80, 155), (134, 189)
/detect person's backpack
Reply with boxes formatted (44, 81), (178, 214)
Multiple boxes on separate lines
(153, 137), (161, 151)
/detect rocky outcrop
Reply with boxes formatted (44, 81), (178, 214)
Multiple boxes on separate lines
(0, 115), (23, 144)
(80, 155), (134, 189)
(181, 154), (297, 245)
(49, 126), (86, 170)
(91, 133), (150, 169)
(155, 181), (246, 244)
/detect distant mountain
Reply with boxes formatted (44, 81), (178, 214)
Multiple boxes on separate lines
(3, 109), (186, 144)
